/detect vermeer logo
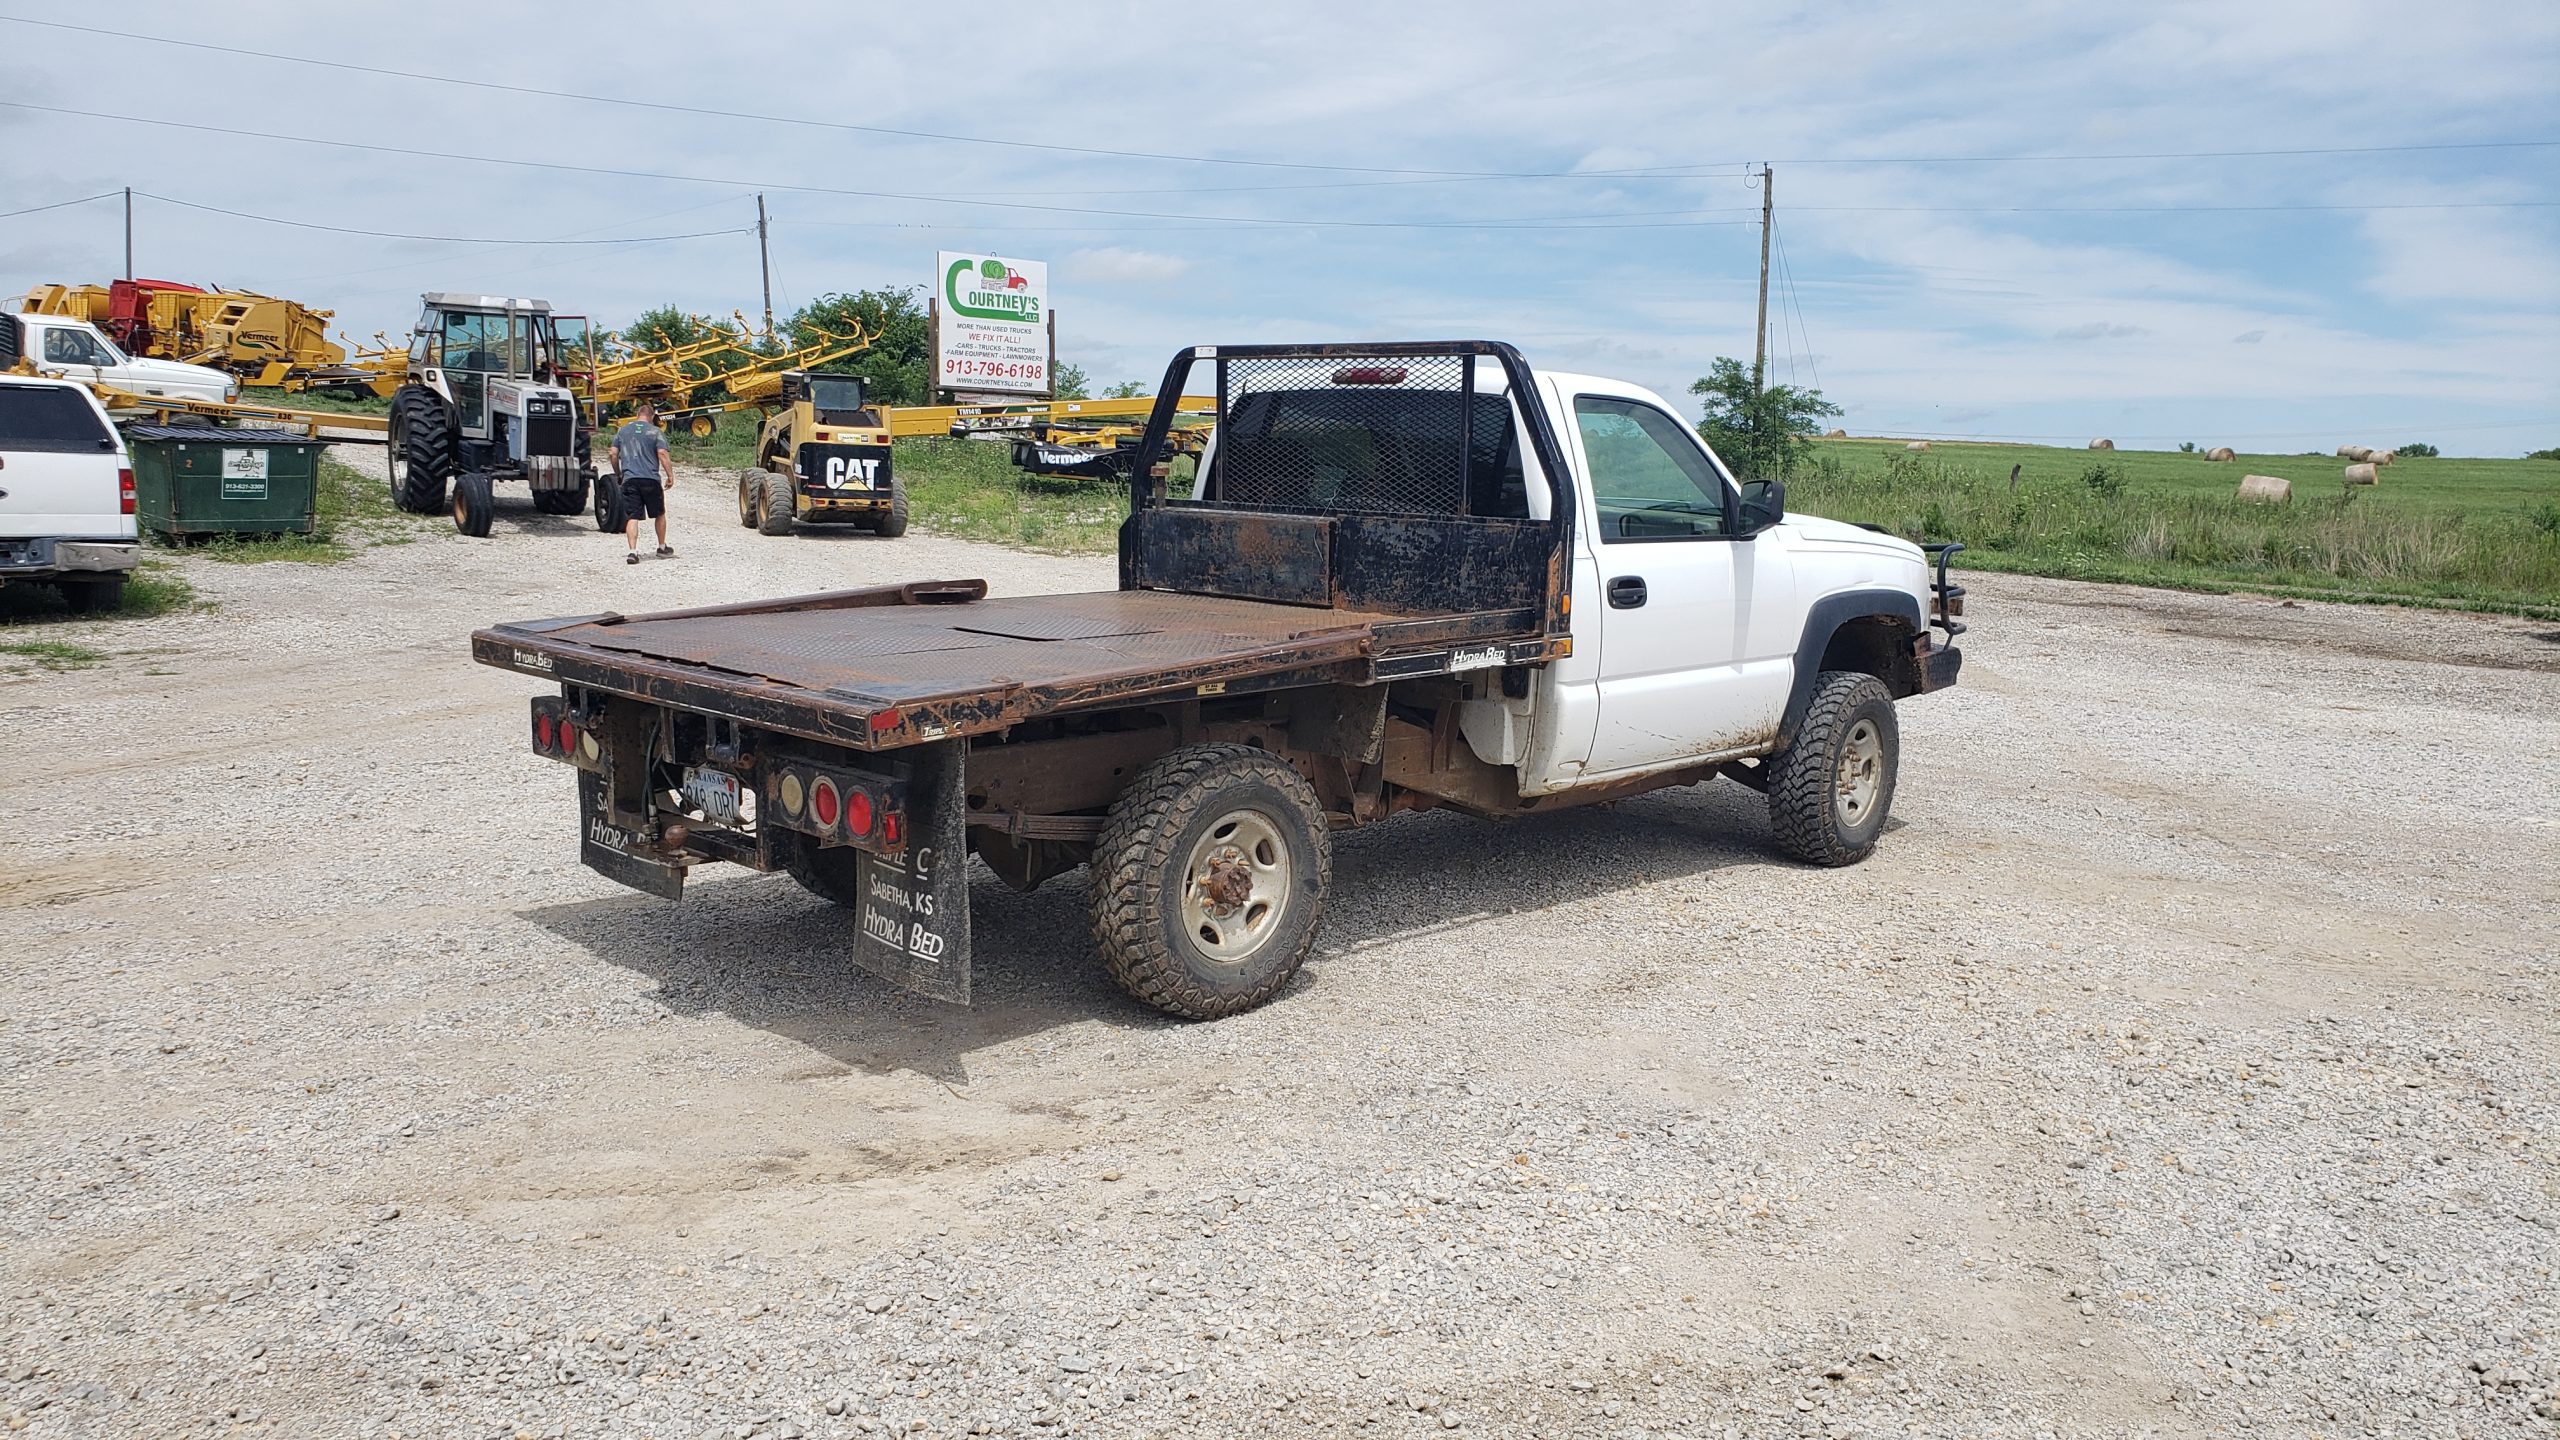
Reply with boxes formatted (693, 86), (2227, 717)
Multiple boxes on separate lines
(944, 256), (1040, 323)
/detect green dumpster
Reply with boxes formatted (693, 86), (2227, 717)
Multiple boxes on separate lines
(126, 425), (330, 540)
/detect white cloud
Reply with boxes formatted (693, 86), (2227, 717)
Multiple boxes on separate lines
(1061, 247), (1191, 285)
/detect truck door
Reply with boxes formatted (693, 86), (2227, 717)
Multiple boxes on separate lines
(1568, 391), (1797, 776)
(34, 323), (112, 391)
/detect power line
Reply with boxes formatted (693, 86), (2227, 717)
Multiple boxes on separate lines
(0, 190), (121, 222)
(134, 191), (753, 244)
(0, 103), (1792, 231)
(1774, 214), (1819, 394)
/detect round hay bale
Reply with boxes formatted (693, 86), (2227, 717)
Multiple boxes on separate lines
(2370, 450), (2395, 466)
(2338, 444), (2374, 462)
(1904, 440), (1930, 452)
(2237, 474), (2292, 503)
(2343, 462), (2379, 486)
(1826, 428), (1848, 439)
(2088, 438), (2115, 450)
(2206, 446), (2237, 462)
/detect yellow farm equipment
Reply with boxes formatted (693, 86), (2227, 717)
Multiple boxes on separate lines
(20, 280), (348, 387)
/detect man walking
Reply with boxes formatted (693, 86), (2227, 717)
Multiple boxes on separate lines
(613, 399), (676, 563)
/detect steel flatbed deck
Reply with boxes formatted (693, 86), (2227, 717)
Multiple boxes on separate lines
(471, 578), (1558, 752)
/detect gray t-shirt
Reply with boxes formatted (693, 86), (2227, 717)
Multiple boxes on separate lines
(613, 419), (666, 481)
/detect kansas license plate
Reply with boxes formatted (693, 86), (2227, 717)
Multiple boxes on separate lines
(679, 765), (742, 824)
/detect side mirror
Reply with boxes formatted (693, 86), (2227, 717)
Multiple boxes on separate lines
(1739, 477), (1786, 533)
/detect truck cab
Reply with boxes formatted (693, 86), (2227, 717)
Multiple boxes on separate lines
(1, 313), (238, 407)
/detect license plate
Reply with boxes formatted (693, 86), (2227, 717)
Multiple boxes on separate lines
(680, 765), (742, 824)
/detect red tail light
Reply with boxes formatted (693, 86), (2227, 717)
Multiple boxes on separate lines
(1332, 366), (1407, 385)
(118, 467), (136, 515)
(844, 788), (874, 837)
(534, 712), (557, 754)
(811, 777), (842, 829)
(867, 707), (902, 733)
(558, 717), (580, 757)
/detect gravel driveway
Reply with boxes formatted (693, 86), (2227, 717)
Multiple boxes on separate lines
(4, 451), (2554, 1438)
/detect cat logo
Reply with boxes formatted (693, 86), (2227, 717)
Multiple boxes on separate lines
(823, 453), (881, 489)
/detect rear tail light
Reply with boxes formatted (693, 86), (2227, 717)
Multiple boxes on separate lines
(768, 763), (906, 853)
(527, 697), (593, 767)
(118, 467), (135, 515)
(1331, 365), (1407, 385)
(533, 712), (557, 753)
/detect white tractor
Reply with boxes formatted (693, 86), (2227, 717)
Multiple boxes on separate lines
(385, 293), (597, 536)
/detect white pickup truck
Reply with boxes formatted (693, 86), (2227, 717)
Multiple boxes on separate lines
(474, 341), (1965, 1018)
(1, 312), (238, 406)
(0, 376), (141, 612)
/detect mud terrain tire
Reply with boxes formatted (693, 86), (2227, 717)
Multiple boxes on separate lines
(1767, 669), (1899, 866)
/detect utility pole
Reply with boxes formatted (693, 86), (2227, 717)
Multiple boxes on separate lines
(123, 186), (133, 281)
(755, 194), (774, 343)
(1752, 164), (1773, 396)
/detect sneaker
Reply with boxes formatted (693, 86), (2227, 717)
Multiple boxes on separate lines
(655, 545), (675, 558)
(625, 552), (640, 565)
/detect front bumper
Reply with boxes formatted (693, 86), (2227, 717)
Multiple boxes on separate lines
(1919, 641), (1963, 692)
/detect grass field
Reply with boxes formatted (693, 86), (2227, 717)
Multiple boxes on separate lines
(662, 420), (2560, 615)
(1791, 440), (2560, 617)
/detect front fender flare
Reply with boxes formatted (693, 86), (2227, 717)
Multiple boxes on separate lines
(1774, 588), (1924, 752)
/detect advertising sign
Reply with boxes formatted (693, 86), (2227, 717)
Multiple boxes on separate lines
(935, 251), (1049, 396)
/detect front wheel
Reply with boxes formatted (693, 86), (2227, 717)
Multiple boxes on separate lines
(736, 472), (760, 528)
(1091, 743), (1330, 1020)
(1766, 670), (1900, 866)
(451, 471), (495, 538)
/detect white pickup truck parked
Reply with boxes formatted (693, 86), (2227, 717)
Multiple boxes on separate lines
(1, 312), (238, 406)
(474, 341), (1966, 1019)
(0, 376), (141, 612)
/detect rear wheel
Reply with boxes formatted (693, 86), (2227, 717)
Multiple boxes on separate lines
(389, 386), (451, 514)
(451, 471), (495, 538)
(736, 472), (760, 527)
(875, 486), (910, 538)
(57, 575), (125, 614)
(757, 474), (795, 535)
(1766, 670), (1900, 866)
(777, 831), (861, 907)
(1091, 743), (1329, 1020)
(593, 473), (627, 533)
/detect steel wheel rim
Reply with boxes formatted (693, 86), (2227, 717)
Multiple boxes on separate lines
(1835, 718), (1883, 828)
(1180, 807), (1292, 965)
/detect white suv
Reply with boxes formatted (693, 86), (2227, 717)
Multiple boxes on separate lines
(0, 376), (140, 613)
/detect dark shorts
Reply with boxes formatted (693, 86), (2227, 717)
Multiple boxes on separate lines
(619, 475), (666, 520)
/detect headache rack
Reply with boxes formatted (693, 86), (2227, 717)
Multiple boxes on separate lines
(1112, 341), (1579, 653)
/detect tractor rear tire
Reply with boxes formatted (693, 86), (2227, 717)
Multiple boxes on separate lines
(390, 387), (452, 515)
(594, 473), (627, 533)
(451, 471), (495, 538)
(875, 487), (910, 538)
(757, 474), (795, 535)
(1090, 743), (1330, 1020)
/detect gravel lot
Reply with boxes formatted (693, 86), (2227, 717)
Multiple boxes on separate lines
(4, 451), (2554, 1439)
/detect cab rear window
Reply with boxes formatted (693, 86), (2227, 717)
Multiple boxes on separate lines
(0, 385), (113, 453)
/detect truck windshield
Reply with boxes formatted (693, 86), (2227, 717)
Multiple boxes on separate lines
(0, 384), (112, 452)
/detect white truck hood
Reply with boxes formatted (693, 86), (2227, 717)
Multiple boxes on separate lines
(118, 355), (233, 389)
(1783, 511), (1922, 558)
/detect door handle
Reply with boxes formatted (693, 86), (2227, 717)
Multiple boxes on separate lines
(1606, 575), (1648, 608)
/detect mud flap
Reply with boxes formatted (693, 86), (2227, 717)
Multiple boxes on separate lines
(578, 769), (685, 900)
(848, 739), (972, 1005)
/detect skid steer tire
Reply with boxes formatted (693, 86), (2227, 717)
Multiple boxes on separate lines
(1091, 743), (1329, 1020)
(777, 831), (862, 908)
(593, 473), (627, 533)
(875, 487), (910, 538)
(451, 471), (495, 538)
(1765, 670), (1899, 867)
(736, 472), (759, 527)
(757, 474), (796, 535)
(389, 387), (452, 514)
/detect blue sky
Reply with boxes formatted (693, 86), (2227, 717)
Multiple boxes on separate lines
(2, 0), (2554, 454)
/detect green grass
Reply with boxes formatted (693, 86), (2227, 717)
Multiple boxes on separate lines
(0, 560), (199, 627)
(197, 456), (437, 564)
(0, 638), (107, 671)
(1789, 440), (2560, 617)
(896, 439), (1138, 553)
